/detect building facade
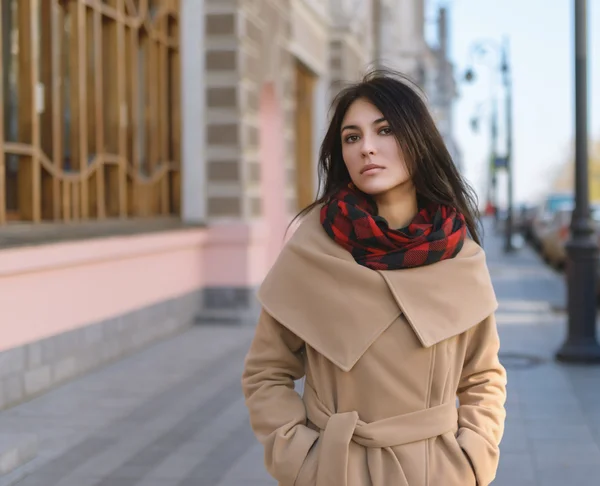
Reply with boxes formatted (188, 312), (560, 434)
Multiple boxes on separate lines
(374, 0), (427, 83)
(0, 0), (373, 416)
(374, 0), (462, 170)
(0, 0), (462, 421)
(427, 6), (462, 171)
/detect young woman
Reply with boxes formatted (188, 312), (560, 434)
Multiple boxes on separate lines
(242, 70), (506, 486)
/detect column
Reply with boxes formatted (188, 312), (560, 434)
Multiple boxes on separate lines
(180, 0), (206, 224)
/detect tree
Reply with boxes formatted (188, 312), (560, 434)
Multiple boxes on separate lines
(551, 138), (600, 202)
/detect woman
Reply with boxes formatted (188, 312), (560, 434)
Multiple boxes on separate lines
(242, 70), (506, 486)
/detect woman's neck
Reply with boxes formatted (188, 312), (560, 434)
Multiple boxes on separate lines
(374, 183), (418, 229)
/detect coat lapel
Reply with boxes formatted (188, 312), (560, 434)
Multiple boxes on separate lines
(258, 210), (401, 372)
(378, 239), (498, 348)
(257, 209), (497, 372)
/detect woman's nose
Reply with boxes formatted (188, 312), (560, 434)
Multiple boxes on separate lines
(361, 138), (376, 157)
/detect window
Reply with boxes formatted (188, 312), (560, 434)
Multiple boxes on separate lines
(0, 0), (181, 224)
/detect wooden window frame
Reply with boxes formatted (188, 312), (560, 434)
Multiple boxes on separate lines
(0, 0), (181, 226)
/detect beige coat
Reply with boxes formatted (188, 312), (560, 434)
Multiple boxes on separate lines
(242, 209), (506, 486)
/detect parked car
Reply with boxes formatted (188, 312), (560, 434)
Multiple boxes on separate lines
(540, 203), (600, 270)
(539, 205), (573, 269)
(516, 203), (539, 241)
(530, 192), (574, 250)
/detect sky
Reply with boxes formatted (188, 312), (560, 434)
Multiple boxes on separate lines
(426, 0), (600, 206)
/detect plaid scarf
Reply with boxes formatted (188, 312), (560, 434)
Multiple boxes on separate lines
(320, 184), (467, 270)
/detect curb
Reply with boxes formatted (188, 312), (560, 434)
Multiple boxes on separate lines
(0, 434), (38, 477)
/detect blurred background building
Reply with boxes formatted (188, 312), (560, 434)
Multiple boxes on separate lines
(374, 0), (461, 170)
(0, 0), (460, 410)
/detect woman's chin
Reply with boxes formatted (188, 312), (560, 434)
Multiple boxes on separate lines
(355, 180), (399, 197)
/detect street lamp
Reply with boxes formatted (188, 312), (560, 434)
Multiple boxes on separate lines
(501, 39), (514, 254)
(465, 99), (499, 222)
(556, 0), (600, 363)
(463, 39), (514, 252)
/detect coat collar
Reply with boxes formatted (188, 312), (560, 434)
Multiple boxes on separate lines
(257, 209), (497, 372)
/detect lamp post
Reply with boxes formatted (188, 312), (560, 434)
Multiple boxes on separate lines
(491, 99), (499, 224)
(464, 40), (514, 251)
(501, 38), (514, 253)
(556, 0), (600, 363)
(467, 99), (498, 221)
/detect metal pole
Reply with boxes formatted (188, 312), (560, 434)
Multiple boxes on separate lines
(491, 98), (499, 224)
(502, 38), (514, 252)
(556, 0), (600, 363)
(373, 0), (382, 67)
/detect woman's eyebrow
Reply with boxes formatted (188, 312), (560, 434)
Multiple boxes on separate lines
(341, 118), (387, 132)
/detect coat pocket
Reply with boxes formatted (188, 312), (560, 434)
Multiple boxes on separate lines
(448, 432), (477, 485)
(294, 437), (320, 486)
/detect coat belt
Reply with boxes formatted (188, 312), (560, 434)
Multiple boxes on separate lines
(303, 383), (458, 486)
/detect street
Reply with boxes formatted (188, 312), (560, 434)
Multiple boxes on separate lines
(1, 222), (599, 486)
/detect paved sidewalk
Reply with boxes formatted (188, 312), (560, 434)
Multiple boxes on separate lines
(0, 222), (599, 486)
(0, 326), (271, 486)
(483, 225), (600, 486)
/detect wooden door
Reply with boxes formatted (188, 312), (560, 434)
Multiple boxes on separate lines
(294, 61), (316, 211)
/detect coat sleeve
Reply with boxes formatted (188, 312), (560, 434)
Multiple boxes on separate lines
(242, 309), (319, 485)
(456, 313), (507, 486)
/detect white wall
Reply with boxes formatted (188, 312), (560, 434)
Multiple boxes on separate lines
(180, 0), (207, 224)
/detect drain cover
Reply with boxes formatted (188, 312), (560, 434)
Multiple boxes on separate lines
(499, 352), (546, 369)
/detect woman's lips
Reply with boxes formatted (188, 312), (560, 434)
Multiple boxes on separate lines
(360, 164), (384, 175)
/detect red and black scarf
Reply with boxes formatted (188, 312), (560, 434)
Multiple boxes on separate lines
(320, 184), (467, 270)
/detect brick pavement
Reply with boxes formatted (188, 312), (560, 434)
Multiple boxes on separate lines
(0, 221), (599, 486)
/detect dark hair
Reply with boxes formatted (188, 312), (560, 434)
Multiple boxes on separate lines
(289, 68), (482, 245)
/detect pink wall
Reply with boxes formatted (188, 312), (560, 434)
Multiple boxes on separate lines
(259, 83), (290, 268)
(200, 220), (269, 286)
(0, 230), (206, 352)
(0, 83), (294, 353)
(0, 222), (270, 353)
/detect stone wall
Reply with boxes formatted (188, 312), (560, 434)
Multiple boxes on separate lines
(0, 290), (203, 411)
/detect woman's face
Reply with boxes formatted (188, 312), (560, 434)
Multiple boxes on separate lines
(340, 98), (411, 196)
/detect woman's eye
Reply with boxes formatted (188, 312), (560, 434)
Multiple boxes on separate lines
(379, 126), (392, 135)
(345, 135), (359, 143)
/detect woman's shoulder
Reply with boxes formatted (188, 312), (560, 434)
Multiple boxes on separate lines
(458, 236), (485, 258)
(277, 206), (356, 265)
(283, 207), (324, 247)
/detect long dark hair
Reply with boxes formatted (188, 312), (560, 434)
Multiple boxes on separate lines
(289, 68), (482, 245)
